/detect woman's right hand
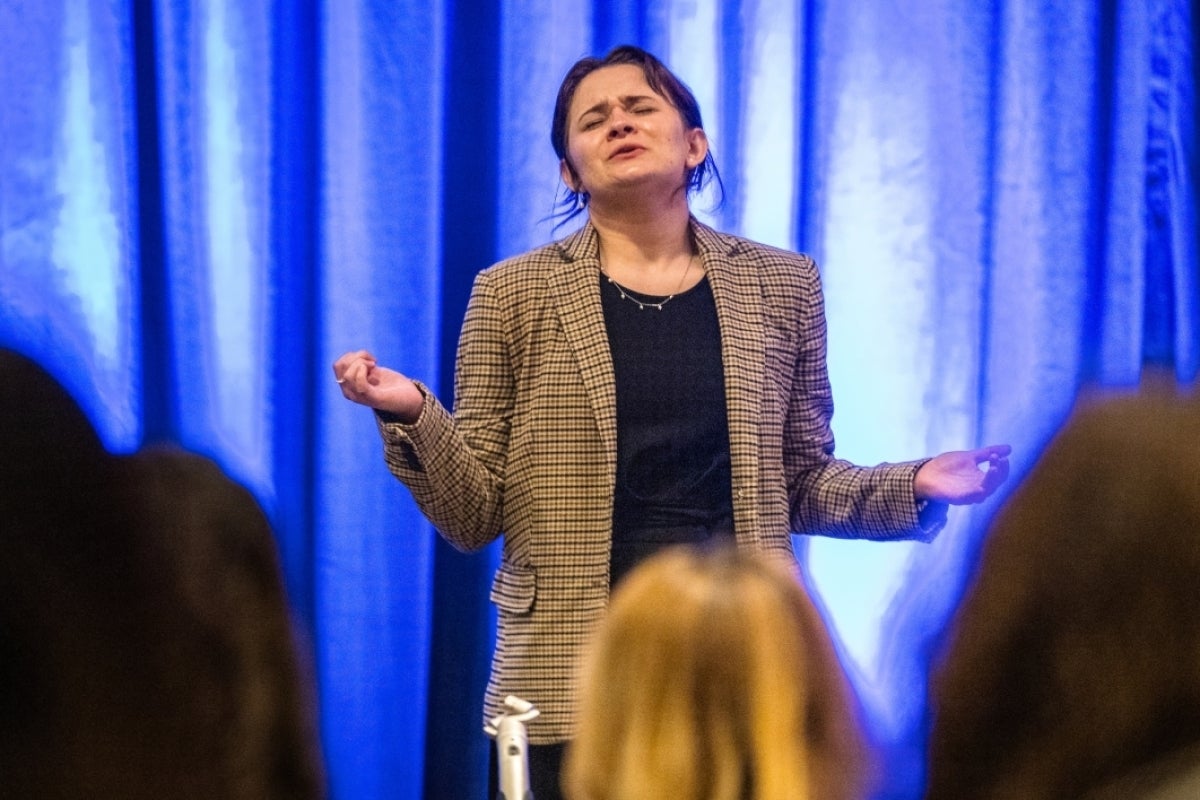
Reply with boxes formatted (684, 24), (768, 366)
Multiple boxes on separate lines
(332, 350), (425, 423)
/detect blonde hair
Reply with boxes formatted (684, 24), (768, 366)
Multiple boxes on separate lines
(564, 545), (867, 800)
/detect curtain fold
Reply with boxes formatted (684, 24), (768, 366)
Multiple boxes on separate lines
(314, 1), (445, 797)
(1, 0), (142, 450)
(1, 1), (1194, 797)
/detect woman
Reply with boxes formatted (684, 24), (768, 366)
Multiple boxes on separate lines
(334, 45), (1009, 797)
(564, 544), (869, 800)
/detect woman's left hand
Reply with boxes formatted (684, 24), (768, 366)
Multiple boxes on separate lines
(914, 444), (1012, 505)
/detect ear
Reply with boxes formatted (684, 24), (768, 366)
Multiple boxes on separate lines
(560, 159), (582, 193)
(684, 128), (709, 169)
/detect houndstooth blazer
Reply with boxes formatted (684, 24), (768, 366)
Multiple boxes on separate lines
(376, 217), (937, 743)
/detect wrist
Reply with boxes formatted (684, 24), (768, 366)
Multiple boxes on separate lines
(913, 461), (934, 502)
(377, 385), (426, 425)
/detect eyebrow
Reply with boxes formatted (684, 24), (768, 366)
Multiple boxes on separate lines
(575, 94), (658, 124)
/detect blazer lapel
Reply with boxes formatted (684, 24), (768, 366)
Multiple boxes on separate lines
(548, 223), (619, 467)
(693, 220), (764, 545)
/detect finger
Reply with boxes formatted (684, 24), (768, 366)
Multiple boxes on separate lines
(334, 351), (370, 382)
(981, 458), (1010, 493)
(334, 349), (377, 368)
(334, 362), (356, 386)
(341, 354), (383, 386)
(345, 360), (371, 390)
(332, 355), (352, 381)
(973, 445), (1011, 466)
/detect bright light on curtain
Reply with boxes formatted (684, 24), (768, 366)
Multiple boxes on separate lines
(1, 0), (141, 451)
(2, 0), (1194, 798)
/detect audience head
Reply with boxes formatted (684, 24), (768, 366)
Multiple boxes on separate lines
(0, 347), (110, 527)
(0, 347), (324, 799)
(925, 384), (1200, 800)
(564, 544), (869, 800)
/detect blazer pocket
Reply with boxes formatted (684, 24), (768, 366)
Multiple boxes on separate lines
(489, 560), (536, 615)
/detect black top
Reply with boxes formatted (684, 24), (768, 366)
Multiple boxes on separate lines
(600, 271), (734, 537)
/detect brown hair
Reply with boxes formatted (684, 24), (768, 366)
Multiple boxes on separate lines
(926, 385), (1200, 800)
(0, 349), (324, 798)
(550, 44), (723, 220)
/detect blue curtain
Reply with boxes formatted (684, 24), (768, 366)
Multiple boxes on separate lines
(2, 1), (1195, 797)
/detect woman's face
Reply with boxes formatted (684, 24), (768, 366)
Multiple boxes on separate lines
(560, 63), (707, 204)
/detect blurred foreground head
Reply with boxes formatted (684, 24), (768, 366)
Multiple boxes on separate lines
(0, 348), (324, 799)
(565, 545), (868, 800)
(926, 385), (1200, 800)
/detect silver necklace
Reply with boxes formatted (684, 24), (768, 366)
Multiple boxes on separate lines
(600, 254), (696, 311)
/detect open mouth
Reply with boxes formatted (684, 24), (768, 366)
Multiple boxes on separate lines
(611, 145), (644, 159)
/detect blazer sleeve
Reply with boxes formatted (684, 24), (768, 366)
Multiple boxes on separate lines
(375, 269), (512, 552)
(783, 259), (942, 542)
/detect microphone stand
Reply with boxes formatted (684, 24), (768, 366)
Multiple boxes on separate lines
(484, 695), (540, 800)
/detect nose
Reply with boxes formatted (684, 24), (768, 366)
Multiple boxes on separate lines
(606, 109), (635, 138)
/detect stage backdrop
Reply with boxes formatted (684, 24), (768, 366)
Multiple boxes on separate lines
(2, 0), (1196, 797)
